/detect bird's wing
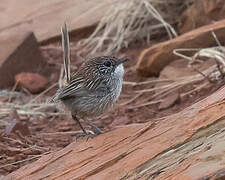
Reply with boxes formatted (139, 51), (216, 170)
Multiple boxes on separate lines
(57, 75), (107, 100)
(57, 76), (86, 100)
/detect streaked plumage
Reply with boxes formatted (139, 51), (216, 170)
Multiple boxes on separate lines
(54, 24), (128, 136)
(55, 56), (126, 118)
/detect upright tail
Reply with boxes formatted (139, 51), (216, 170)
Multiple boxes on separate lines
(51, 23), (71, 103)
(61, 23), (71, 84)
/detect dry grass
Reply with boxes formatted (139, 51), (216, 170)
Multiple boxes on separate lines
(0, 84), (64, 120)
(122, 33), (225, 109)
(76, 0), (190, 56)
(0, 151), (51, 170)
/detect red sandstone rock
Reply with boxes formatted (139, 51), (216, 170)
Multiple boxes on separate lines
(4, 85), (225, 180)
(0, 0), (119, 43)
(136, 19), (225, 77)
(0, 24), (47, 88)
(158, 92), (180, 110)
(15, 72), (48, 94)
(178, 0), (225, 34)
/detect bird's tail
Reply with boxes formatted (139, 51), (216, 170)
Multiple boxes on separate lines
(51, 23), (71, 103)
(61, 23), (71, 86)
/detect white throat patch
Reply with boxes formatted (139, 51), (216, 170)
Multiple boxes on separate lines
(114, 64), (124, 78)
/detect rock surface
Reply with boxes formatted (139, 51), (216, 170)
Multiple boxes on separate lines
(178, 0), (225, 34)
(0, 0), (119, 43)
(136, 19), (225, 77)
(158, 92), (180, 110)
(15, 72), (48, 94)
(4, 85), (225, 180)
(0, 24), (47, 88)
(158, 59), (215, 80)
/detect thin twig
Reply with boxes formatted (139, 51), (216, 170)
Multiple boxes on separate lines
(25, 83), (58, 106)
(0, 152), (51, 169)
(119, 92), (143, 106)
(8, 81), (19, 103)
(123, 78), (176, 86)
(211, 31), (222, 47)
(181, 82), (209, 97)
(127, 99), (162, 109)
(192, 67), (214, 84)
(40, 130), (90, 136)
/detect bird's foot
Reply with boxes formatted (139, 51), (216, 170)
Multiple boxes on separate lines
(84, 118), (104, 136)
(75, 130), (101, 141)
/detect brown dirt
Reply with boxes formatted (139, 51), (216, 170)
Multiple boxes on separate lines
(0, 39), (222, 176)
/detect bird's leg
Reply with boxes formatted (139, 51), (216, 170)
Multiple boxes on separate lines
(72, 114), (102, 139)
(83, 118), (103, 135)
(72, 114), (87, 135)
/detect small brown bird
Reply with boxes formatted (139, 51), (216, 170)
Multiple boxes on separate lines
(54, 24), (128, 137)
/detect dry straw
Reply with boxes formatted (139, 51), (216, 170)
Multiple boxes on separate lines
(77, 0), (184, 56)
(122, 32), (225, 109)
(0, 84), (64, 119)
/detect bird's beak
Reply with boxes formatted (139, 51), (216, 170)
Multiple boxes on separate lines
(117, 57), (129, 65)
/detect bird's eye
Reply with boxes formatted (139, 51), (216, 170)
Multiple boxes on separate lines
(103, 61), (112, 67)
